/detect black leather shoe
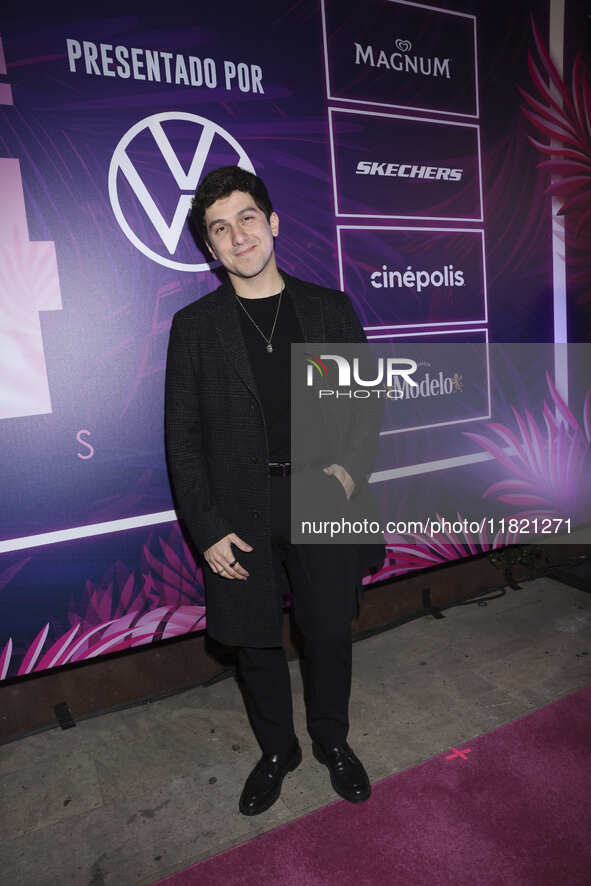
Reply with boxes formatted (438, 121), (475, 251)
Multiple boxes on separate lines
(239, 741), (302, 815)
(312, 742), (371, 802)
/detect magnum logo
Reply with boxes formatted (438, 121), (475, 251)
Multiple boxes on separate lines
(354, 41), (451, 79)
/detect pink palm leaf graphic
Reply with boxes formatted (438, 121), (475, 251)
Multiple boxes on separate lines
(519, 17), (591, 236)
(381, 513), (512, 580)
(140, 529), (204, 607)
(0, 604), (207, 680)
(0, 525), (206, 681)
(0, 557), (31, 593)
(381, 377), (591, 580)
(463, 373), (591, 518)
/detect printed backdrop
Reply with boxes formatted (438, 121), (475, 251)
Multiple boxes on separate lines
(1, 0), (590, 679)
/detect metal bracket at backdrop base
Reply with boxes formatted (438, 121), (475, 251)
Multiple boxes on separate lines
(54, 702), (76, 730)
(504, 568), (522, 590)
(421, 588), (444, 619)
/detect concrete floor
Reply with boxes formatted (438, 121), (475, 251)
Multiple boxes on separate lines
(1, 576), (590, 886)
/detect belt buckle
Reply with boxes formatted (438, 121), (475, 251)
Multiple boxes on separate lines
(270, 461), (290, 477)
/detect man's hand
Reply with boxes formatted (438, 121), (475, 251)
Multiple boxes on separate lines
(323, 463), (355, 500)
(204, 533), (253, 580)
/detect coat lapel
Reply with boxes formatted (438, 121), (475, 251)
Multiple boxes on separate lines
(210, 272), (326, 404)
(283, 272), (326, 344)
(211, 281), (261, 402)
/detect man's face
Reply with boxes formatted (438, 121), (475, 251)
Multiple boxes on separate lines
(204, 190), (279, 280)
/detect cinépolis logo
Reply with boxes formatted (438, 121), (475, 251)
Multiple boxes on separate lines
(354, 38), (451, 79)
(369, 264), (465, 292)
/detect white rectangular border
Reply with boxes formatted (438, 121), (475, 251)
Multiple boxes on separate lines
(328, 107), (484, 222)
(337, 224), (488, 329)
(321, 0), (479, 119)
(0, 510), (177, 555)
(363, 327), (491, 436)
(364, 5), (565, 482)
(0, 8), (568, 556)
(550, 0), (567, 403)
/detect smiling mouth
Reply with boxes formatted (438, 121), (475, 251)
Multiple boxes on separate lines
(235, 245), (256, 256)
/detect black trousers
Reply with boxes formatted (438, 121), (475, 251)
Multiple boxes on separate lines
(237, 472), (357, 755)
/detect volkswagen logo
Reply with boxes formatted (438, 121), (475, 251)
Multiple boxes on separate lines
(108, 112), (255, 272)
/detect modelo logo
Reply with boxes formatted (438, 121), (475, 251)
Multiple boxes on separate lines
(108, 112), (255, 272)
(356, 161), (462, 181)
(390, 371), (463, 400)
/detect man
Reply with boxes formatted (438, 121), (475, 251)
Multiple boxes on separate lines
(165, 166), (384, 815)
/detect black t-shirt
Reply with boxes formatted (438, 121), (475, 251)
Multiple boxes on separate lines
(236, 287), (303, 461)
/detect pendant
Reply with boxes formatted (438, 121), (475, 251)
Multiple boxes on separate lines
(266, 343), (273, 353)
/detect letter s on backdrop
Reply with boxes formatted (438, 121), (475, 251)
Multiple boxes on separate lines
(76, 429), (95, 460)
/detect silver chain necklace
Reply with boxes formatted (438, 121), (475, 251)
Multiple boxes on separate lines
(234, 281), (285, 353)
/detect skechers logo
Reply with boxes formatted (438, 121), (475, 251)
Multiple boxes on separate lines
(356, 161), (462, 181)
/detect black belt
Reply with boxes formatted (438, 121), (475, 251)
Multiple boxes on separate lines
(268, 461), (291, 476)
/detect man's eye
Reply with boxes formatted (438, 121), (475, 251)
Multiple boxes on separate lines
(214, 225), (225, 234)
(242, 215), (254, 222)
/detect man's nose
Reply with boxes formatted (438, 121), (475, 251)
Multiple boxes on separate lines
(231, 224), (247, 246)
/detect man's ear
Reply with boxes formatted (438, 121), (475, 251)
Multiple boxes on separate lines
(270, 211), (279, 238)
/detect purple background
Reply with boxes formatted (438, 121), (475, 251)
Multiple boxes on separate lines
(1, 0), (589, 679)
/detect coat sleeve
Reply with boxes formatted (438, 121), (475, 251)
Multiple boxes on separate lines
(332, 292), (385, 493)
(164, 316), (234, 553)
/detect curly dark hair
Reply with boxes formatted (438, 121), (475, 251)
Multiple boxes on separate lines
(190, 166), (273, 242)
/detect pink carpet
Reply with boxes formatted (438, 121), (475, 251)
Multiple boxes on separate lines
(154, 685), (591, 885)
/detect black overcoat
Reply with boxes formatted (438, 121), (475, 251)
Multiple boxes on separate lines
(164, 271), (385, 647)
